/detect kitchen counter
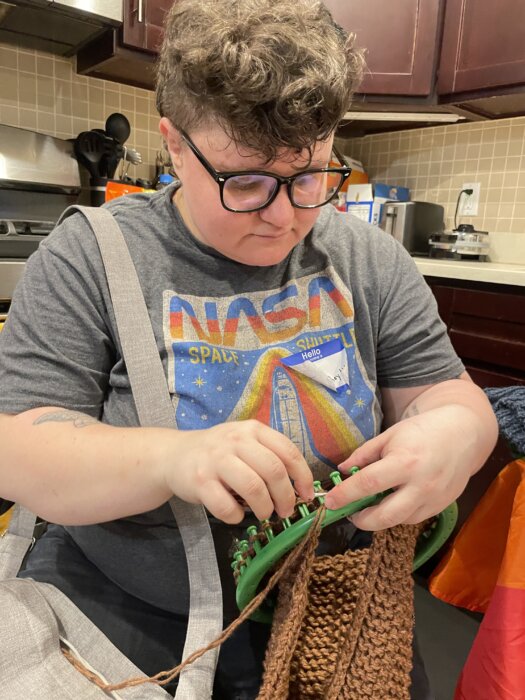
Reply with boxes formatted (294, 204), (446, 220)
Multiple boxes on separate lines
(413, 257), (525, 287)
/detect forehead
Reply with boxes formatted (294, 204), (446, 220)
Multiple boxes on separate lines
(190, 125), (333, 172)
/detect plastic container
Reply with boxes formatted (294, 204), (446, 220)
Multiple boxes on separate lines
(156, 173), (175, 190)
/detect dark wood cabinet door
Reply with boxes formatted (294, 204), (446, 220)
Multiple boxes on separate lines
(425, 277), (525, 383)
(144, 0), (173, 53)
(322, 0), (443, 95)
(438, 0), (525, 96)
(122, 0), (146, 50)
(123, 0), (172, 53)
(423, 277), (525, 537)
(447, 287), (525, 376)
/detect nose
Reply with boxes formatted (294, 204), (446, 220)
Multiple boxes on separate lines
(258, 183), (295, 228)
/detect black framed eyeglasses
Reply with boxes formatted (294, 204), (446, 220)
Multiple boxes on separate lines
(179, 129), (352, 213)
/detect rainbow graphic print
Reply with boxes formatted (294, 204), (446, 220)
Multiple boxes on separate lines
(163, 267), (378, 478)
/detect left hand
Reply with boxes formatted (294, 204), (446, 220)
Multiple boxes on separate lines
(324, 404), (482, 530)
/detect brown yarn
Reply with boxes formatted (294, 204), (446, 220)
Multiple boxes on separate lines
(61, 506), (327, 693)
(258, 524), (419, 699)
(62, 506), (419, 699)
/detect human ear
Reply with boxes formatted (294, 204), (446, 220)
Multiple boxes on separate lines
(159, 117), (184, 170)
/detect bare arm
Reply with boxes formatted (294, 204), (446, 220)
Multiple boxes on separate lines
(0, 407), (173, 525)
(0, 407), (313, 527)
(380, 371), (498, 474)
(325, 373), (498, 530)
(381, 371), (491, 424)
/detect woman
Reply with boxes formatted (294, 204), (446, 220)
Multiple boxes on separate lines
(0, 1), (497, 697)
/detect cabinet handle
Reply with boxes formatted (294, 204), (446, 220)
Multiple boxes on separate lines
(138, 0), (143, 23)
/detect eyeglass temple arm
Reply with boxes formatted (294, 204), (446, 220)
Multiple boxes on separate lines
(331, 144), (350, 168)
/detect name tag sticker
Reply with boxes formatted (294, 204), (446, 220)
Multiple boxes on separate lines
(281, 338), (350, 393)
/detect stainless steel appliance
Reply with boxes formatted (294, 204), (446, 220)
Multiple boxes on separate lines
(428, 224), (490, 261)
(379, 201), (445, 256)
(0, 124), (81, 305)
(0, 0), (122, 56)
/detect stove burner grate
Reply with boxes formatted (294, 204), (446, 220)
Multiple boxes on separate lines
(0, 219), (54, 259)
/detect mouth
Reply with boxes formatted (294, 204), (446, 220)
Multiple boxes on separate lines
(252, 230), (292, 240)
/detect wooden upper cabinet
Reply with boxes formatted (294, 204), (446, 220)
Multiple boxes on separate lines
(322, 0), (443, 96)
(122, 0), (173, 54)
(438, 0), (525, 96)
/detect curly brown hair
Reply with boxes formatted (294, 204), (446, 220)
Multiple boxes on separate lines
(155, 0), (363, 162)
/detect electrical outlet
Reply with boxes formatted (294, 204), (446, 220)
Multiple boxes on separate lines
(459, 182), (481, 216)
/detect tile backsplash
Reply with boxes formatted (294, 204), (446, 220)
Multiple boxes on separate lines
(0, 41), (160, 181)
(2, 36), (525, 257)
(343, 117), (525, 240)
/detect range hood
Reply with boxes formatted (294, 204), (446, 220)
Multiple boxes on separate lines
(0, 0), (122, 56)
(343, 111), (465, 124)
(337, 101), (485, 138)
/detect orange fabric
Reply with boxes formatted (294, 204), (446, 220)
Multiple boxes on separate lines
(454, 585), (525, 700)
(498, 462), (525, 587)
(429, 459), (525, 612)
(431, 458), (525, 699)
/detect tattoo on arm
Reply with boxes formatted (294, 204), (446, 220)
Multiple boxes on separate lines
(402, 403), (420, 420)
(33, 410), (99, 428)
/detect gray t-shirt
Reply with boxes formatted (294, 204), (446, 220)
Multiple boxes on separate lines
(0, 184), (463, 615)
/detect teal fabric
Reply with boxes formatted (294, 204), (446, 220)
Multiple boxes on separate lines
(484, 386), (525, 455)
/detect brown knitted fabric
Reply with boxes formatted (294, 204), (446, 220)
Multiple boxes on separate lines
(62, 509), (419, 698)
(257, 524), (419, 700)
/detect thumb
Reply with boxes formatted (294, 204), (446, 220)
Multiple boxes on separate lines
(339, 431), (389, 473)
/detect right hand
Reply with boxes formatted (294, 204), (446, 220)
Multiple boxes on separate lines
(159, 419), (314, 524)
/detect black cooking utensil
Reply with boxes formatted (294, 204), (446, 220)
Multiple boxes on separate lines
(91, 128), (112, 177)
(104, 141), (124, 180)
(105, 113), (131, 145)
(74, 130), (111, 179)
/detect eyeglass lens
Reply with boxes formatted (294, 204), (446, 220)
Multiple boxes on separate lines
(222, 171), (344, 211)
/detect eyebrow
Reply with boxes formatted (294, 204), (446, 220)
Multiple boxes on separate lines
(213, 158), (330, 173)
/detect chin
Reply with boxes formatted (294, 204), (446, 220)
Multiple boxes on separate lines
(240, 232), (300, 267)
(252, 254), (289, 267)
(238, 244), (295, 267)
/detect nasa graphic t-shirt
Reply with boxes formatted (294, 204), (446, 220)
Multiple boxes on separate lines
(165, 264), (375, 475)
(0, 185), (463, 615)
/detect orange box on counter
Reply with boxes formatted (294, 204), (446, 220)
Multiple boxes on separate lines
(105, 180), (154, 202)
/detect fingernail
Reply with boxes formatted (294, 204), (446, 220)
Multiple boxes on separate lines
(300, 486), (314, 501)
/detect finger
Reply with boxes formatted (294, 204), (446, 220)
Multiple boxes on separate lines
(255, 424), (314, 501)
(217, 455), (277, 520)
(338, 431), (390, 472)
(349, 488), (420, 531)
(403, 501), (448, 525)
(200, 479), (246, 524)
(233, 444), (296, 518)
(325, 453), (408, 510)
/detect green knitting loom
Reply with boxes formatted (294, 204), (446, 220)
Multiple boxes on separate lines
(231, 467), (458, 623)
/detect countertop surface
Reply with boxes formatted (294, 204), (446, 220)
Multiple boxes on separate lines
(413, 257), (525, 287)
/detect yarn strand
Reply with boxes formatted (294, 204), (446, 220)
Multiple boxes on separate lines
(62, 505), (327, 693)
